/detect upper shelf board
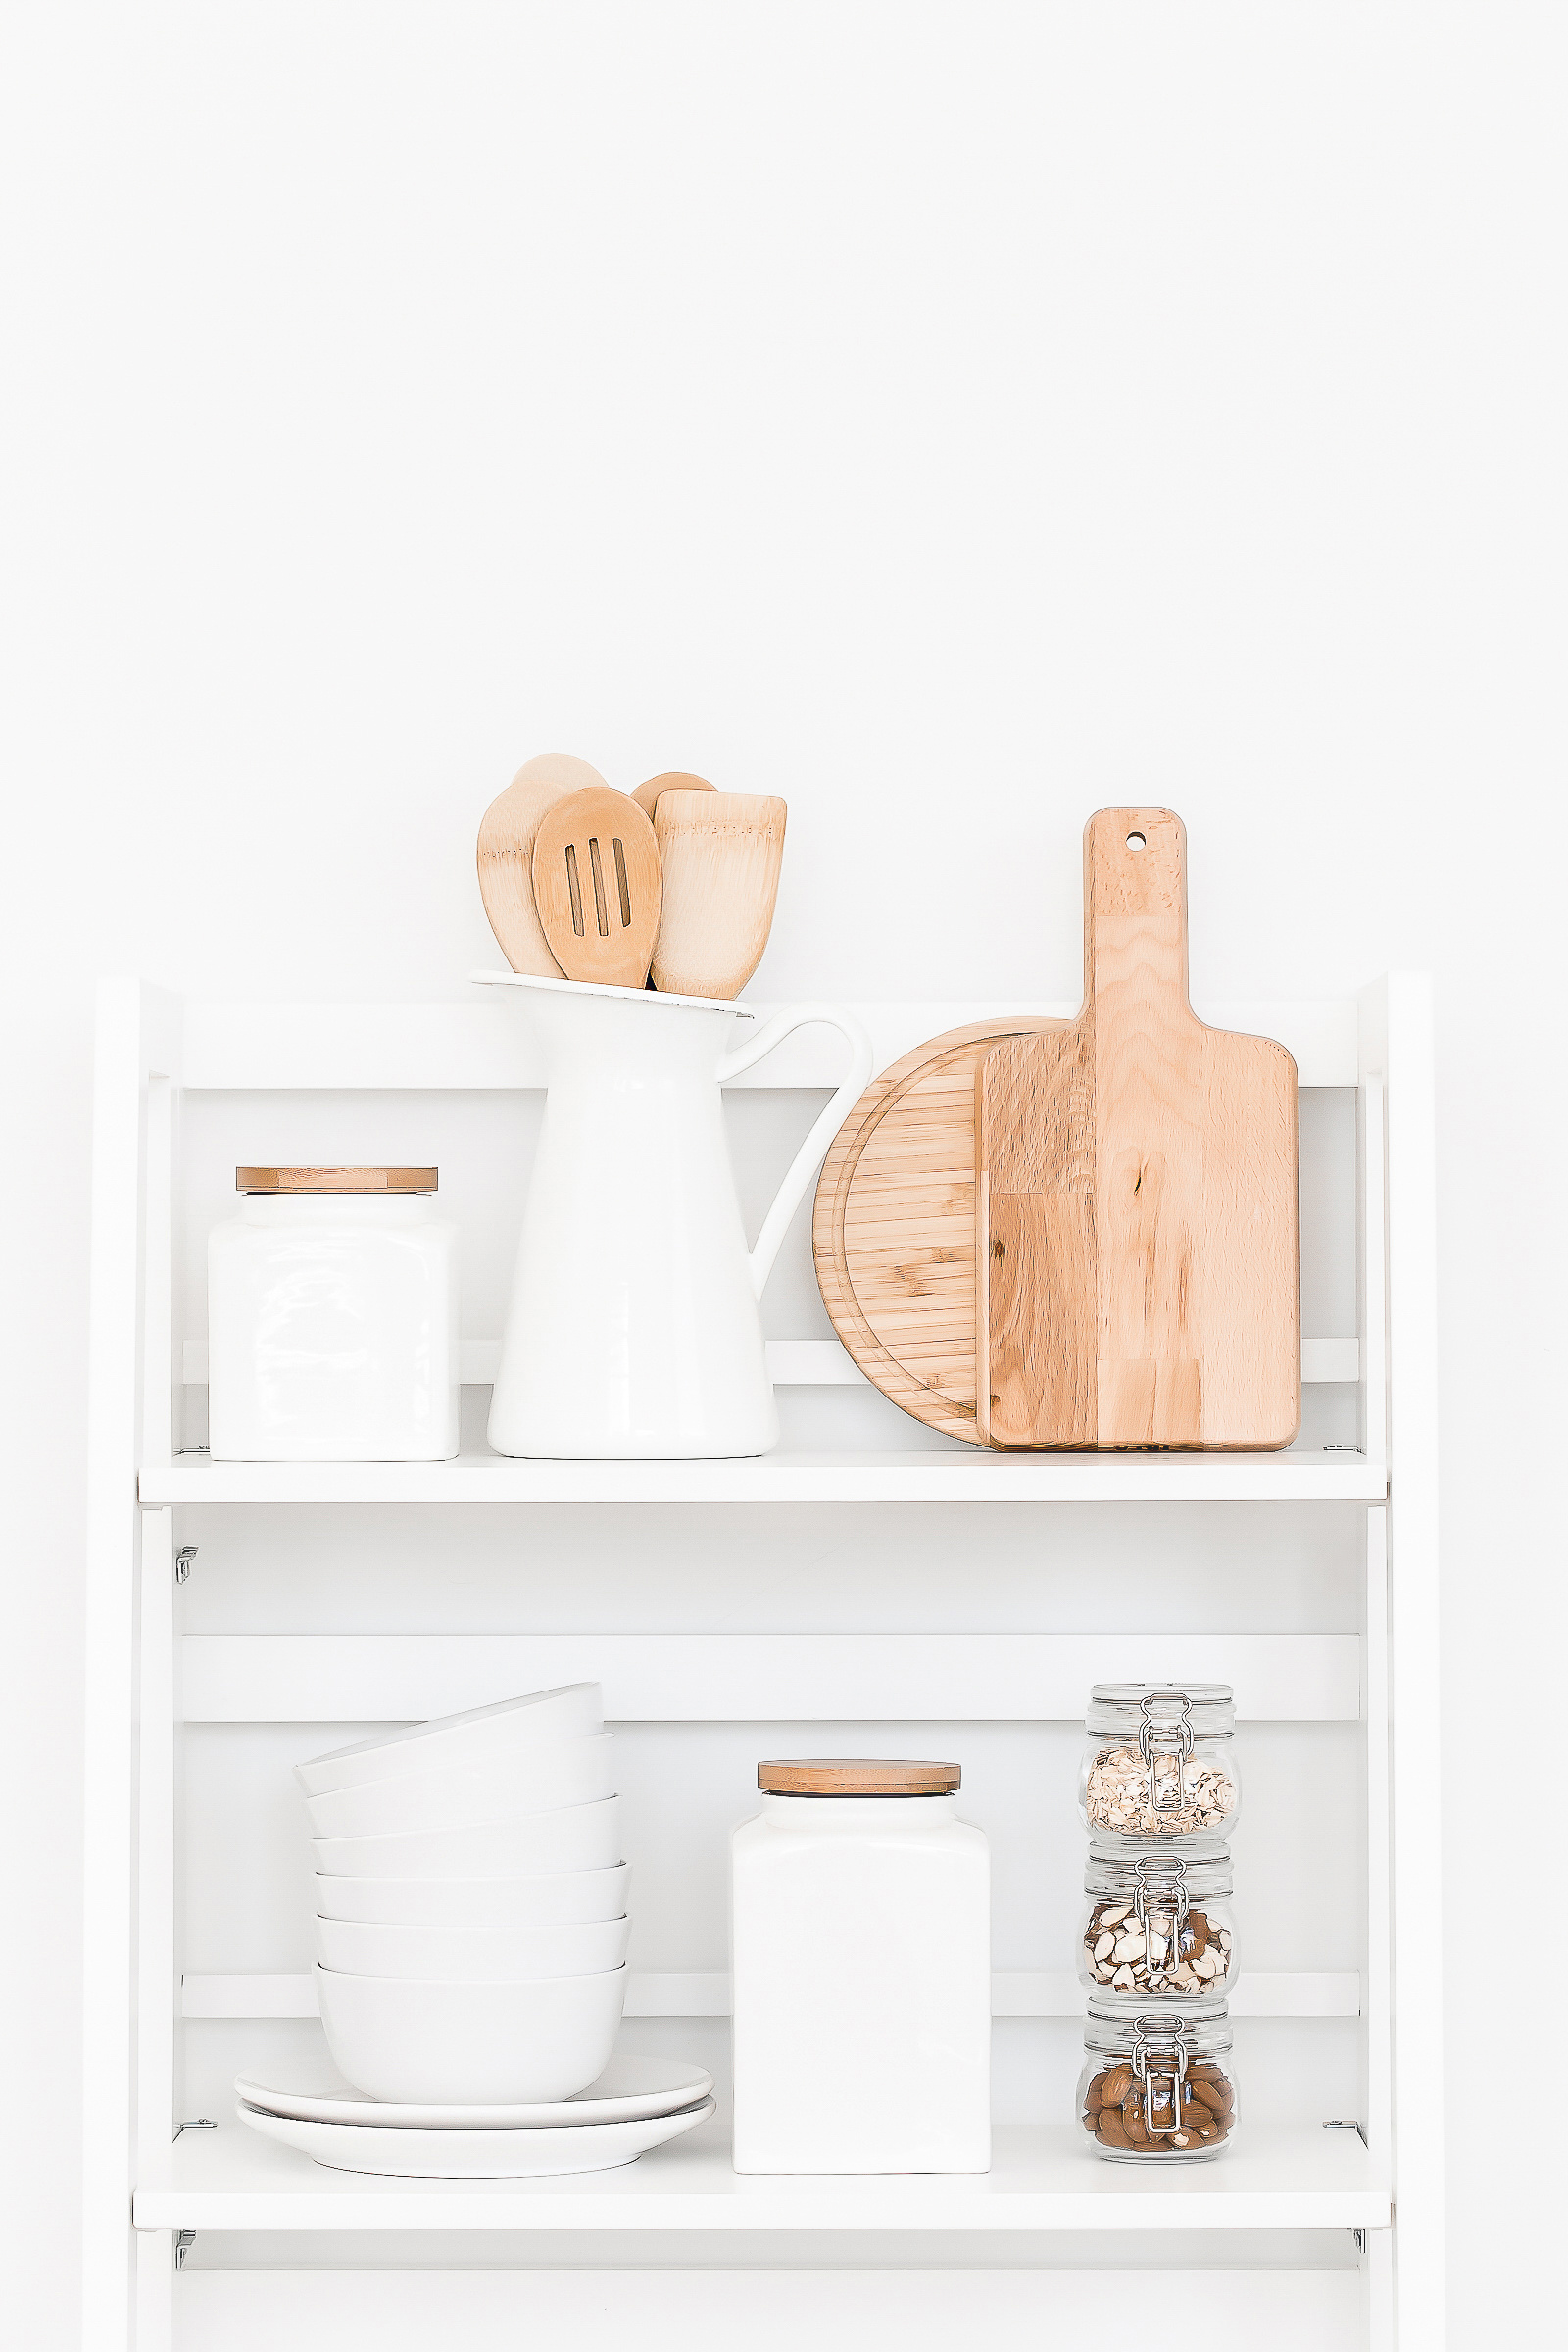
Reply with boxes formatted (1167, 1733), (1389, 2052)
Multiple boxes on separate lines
(134, 2119), (1390, 2234)
(140, 1447), (1385, 1504)
(175, 996), (1362, 1092)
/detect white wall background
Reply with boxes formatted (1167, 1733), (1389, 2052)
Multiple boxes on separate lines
(2, 6), (1563, 2344)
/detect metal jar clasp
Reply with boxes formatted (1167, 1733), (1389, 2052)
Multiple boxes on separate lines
(1139, 1690), (1195, 1814)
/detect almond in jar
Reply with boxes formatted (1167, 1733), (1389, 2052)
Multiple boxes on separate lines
(1078, 2001), (1237, 2160)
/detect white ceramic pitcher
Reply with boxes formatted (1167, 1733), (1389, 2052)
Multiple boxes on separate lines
(473, 973), (873, 1458)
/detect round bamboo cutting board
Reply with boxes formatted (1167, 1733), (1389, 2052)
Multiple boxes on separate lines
(812, 1014), (1068, 1444)
(812, 808), (1300, 1450)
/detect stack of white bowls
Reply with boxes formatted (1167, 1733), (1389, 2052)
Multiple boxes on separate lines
(299, 1683), (630, 2103)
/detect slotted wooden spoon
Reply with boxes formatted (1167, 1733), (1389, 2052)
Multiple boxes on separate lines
(530, 786), (663, 989)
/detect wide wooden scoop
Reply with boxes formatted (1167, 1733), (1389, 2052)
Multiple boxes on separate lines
(477, 753), (609, 977)
(651, 789), (786, 999)
(976, 808), (1298, 1449)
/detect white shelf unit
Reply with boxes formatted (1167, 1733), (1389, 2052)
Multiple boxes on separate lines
(84, 981), (1441, 2352)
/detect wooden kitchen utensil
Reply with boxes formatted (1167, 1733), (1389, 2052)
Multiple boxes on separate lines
(812, 807), (1299, 1449)
(651, 790), (786, 1000)
(530, 786), (663, 989)
(477, 753), (609, 978)
(976, 809), (1298, 1448)
(631, 770), (715, 821)
(813, 1015), (1068, 1443)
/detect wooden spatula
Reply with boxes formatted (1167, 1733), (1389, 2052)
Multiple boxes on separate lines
(651, 790), (786, 999)
(631, 770), (715, 821)
(531, 786), (663, 989)
(477, 753), (609, 977)
(975, 808), (1298, 1449)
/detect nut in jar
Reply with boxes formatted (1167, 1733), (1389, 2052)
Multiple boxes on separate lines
(1080, 1839), (1234, 2003)
(1080, 1683), (1239, 1840)
(1078, 2004), (1237, 2161)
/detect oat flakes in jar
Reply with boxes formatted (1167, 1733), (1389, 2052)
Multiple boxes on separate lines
(1079, 1683), (1239, 1842)
(1078, 2002), (1237, 2161)
(1080, 1839), (1234, 2005)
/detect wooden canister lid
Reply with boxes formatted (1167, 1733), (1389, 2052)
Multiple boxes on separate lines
(236, 1167), (438, 1193)
(758, 1758), (961, 1795)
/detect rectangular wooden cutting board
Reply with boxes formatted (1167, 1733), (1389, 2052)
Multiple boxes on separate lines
(975, 808), (1299, 1448)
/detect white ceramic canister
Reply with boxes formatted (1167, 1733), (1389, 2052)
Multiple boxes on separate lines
(472, 973), (872, 1459)
(730, 1759), (990, 2174)
(208, 1166), (460, 1461)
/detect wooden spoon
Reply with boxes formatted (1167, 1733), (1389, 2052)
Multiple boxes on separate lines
(651, 790), (786, 999)
(531, 786), (663, 989)
(477, 753), (609, 977)
(631, 770), (715, 822)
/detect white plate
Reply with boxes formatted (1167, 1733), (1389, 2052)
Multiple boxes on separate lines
(234, 2053), (715, 2130)
(237, 2095), (714, 2177)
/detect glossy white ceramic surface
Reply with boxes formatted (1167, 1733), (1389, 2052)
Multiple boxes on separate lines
(314, 1911), (631, 1982)
(237, 2094), (715, 2176)
(316, 1961), (628, 2103)
(311, 1861), (630, 1928)
(208, 1192), (460, 1461)
(295, 1684), (603, 1797)
(474, 973), (872, 1457)
(301, 1732), (615, 1840)
(233, 2053), (713, 2130)
(731, 1791), (991, 2174)
(311, 1794), (620, 1881)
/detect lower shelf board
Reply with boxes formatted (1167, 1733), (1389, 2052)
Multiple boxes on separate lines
(134, 2120), (1390, 2233)
(138, 1447), (1386, 1505)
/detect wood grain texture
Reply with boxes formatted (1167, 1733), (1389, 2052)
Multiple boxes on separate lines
(530, 787), (662, 989)
(977, 808), (1299, 1450)
(811, 1017), (1068, 1443)
(630, 770), (715, 821)
(651, 790), (786, 1000)
(476, 754), (609, 978)
(758, 1759), (960, 1795)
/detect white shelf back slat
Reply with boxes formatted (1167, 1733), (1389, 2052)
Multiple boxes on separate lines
(181, 1631), (1359, 1724)
(179, 1334), (1361, 1388)
(180, 1968), (1359, 2022)
(180, 997), (1360, 1092)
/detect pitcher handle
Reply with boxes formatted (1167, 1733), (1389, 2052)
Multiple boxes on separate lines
(717, 1003), (875, 1300)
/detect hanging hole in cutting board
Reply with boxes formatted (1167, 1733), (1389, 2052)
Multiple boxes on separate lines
(1126, 830), (1147, 851)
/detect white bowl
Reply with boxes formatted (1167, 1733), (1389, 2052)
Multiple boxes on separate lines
(313, 1862), (631, 1928)
(303, 1734), (616, 1841)
(316, 1961), (627, 2102)
(296, 1684), (603, 1797)
(315, 1913), (631, 1982)
(312, 1795), (620, 1881)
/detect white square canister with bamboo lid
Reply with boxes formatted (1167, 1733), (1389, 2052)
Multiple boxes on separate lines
(730, 1758), (990, 2174)
(208, 1166), (461, 1462)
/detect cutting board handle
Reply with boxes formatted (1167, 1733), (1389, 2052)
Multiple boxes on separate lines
(1083, 807), (1190, 1010)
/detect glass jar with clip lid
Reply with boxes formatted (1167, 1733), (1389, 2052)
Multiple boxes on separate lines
(1079, 1682), (1240, 1841)
(1079, 1838), (1235, 2004)
(1078, 2001), (1237, 2160)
